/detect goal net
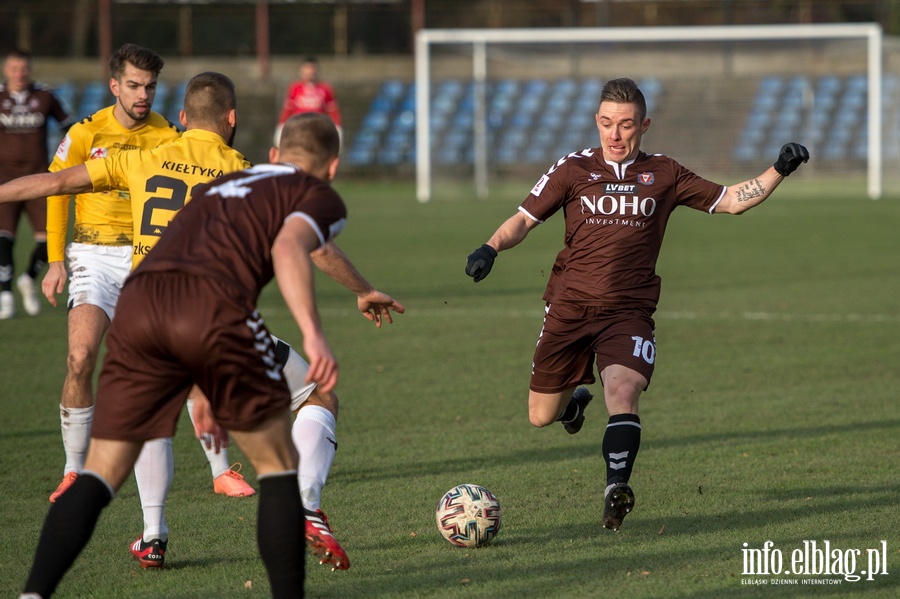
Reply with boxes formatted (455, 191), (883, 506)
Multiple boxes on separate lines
(413, 24), (898, 201)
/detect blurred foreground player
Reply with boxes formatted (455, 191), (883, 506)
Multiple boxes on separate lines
(20, 112), (350, 598)
(465, 77), (809, 532)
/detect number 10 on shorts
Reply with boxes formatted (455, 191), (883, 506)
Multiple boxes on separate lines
(631, 336), (656, 364)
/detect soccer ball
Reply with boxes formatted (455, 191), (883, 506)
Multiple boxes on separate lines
(435, 484), (502, 548)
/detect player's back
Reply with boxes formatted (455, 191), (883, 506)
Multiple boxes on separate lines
(51, 106), (179, 246)
(84, 127), (249, 268)
(138, 164), (347, 307)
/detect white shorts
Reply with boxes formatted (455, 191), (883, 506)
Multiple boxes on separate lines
(66, 243), (132, 321)
(272, 336), (317, 410)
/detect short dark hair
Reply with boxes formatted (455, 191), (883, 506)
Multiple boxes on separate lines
(5, 48), (32, 63)
(280, 113), (340, 168)
(109, 43), (165, 79)
(183, 71), (236, 125)
(600, 78), (648, 121)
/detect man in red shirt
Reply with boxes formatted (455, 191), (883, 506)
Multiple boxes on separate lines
(275, 56), (342, 147)
(465, 77), (808, 533)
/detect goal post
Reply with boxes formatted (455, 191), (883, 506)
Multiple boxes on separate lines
(414, 23), (885, 202)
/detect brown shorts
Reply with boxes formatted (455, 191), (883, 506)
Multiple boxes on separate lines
(0, 197), (47, 236)
(92, 271), (292, 441)
(529, 303), (656, 394)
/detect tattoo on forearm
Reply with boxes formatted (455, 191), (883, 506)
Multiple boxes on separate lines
(735, 179), (767, 202)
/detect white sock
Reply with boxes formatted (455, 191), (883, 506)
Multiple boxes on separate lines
(134, 437), (173, 542)
(292, 405), (337, 511)
(60, 405), (93, 475)
(186, 398), (231, 479)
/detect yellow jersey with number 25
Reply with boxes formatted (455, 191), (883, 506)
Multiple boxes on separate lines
(84, 128), (249, 269)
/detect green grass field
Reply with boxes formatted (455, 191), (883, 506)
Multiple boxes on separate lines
(1, 178), (898, 598)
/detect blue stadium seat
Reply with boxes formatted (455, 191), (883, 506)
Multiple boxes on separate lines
(53, 81), (77, 116)
(79, 81), (109, 117)
(362, 110), (392, 133)
(166, 81), (188, 126)
(46, 81), (77, 153)
(381, 79), (406, 103)
(758, 76), (783, 95)
(153, 81), (170, 117)
(346, 146), (376, 166)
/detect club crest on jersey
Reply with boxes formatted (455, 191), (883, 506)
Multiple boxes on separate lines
(89, 147), (108, 160)
(638, 172), (655, 185)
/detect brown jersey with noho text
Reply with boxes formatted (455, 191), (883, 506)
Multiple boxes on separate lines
(136, 163), (347, 307)
(0, 82), (70, 179)
(520, 149), (726, 310)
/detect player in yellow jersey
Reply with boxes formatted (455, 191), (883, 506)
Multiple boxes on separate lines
(43, 44), (179, 503)
(44, 48), (255, 509)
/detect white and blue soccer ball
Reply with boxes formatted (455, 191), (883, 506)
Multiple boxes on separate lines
(435, 484), (502, 548)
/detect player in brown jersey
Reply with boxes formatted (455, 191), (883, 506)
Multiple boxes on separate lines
(0, 49), (71, 319)
(17, 112), (379, 599)
(465, 78), (809, 532)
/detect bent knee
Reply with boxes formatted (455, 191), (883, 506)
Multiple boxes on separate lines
(299, 387), (338, 418)
(528, 407), (558, 428)
(67, 348), (99, 378)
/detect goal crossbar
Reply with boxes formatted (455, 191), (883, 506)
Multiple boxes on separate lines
(414, 23), (883, 201)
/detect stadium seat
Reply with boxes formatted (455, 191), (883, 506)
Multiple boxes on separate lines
(46, 81), (76, 153)
(79, 81), (109, 117)
(166, 81), (188, 126)
(758, 75), (783, 95)
(53, 81), (77, 115)
(381, 79), (406, 103)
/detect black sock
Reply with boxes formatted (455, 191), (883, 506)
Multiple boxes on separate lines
(28, 241), (48, 279)
(0, 235), (13, 291)
(23, 473), (113, 597)
(602, 414), (642, 485)
(257, 473), (305, 598)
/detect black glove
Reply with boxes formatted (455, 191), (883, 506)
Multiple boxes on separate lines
(465, 244), (498, 282)
(773, 142), (809, 176)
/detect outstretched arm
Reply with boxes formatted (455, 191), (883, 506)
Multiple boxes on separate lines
(311, 240), (405, 327)
(0, 165), (92, 204)
(465, 210), (540, 282)
(715, 143), (809, 215)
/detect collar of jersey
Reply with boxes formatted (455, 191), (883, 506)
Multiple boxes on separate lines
(181, 128), (227, 144)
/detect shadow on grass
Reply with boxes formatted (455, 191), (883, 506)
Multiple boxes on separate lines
(335, 418), (900, 486)
(645, 418), (900, 451)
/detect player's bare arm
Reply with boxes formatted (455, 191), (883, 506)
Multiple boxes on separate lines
(310, 240), (405, 327)
(466, 211), (540, 283)
(716, 142), (809, 214)
(187, 387), (229, 454)
(273, 216), (338, 393)
(41, 262), (68, 306)
(0, 164), (93, 204)
(716, 167), (783, 214)
(487, 210), (540, 252)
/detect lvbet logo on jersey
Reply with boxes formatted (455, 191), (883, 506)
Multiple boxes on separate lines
(580, 182), (657, 217)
